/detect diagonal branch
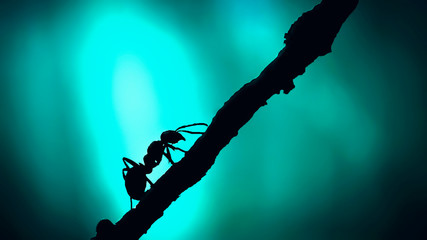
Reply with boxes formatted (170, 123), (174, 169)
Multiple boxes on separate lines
(93, 0), (359, 239)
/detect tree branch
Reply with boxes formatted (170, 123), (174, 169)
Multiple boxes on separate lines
(93, 0), (359, 239)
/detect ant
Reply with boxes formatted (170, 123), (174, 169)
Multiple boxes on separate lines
(143, 123), (208, 169)
(122, 157), (153, 209)
(122, 123), (207, 209)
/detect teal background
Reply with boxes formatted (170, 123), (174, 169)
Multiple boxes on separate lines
(1, 0), (426, 239)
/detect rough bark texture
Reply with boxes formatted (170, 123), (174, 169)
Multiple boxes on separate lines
(93, 0), (359, 239)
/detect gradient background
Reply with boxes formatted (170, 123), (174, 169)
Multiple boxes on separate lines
(1, 0), (426, 239)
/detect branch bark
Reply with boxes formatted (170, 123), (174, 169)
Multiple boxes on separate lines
(93, 0), (359, 239)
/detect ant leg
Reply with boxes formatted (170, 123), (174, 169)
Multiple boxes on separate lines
(163, 147), (175, 164)
(130, 197), (132, 209)
(123, 157), (138, 168)
(146, 177), (154, 186)
(167, 144), (186, 153)
(174, 147), (186, 152)
(123, 157), (138, 178)
(122, 168), (128, 179)
(123, 158), (130, 168)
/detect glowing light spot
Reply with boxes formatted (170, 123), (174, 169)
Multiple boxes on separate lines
(113, 54), (159, 150)
(76, 6), (207, 239)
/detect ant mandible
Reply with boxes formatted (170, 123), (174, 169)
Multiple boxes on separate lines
(122, 123), (207, 209)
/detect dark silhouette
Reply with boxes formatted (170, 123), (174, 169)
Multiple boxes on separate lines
(93, 123), (209, 238)
(122, 157), (154, 209)
(92, 0), (359, 239)
(143, 123), (208, 167)
(122, 123), (207, 209)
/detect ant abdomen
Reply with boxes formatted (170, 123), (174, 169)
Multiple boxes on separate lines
(122, 157), (153, 209)
(124, 167), (148, 201)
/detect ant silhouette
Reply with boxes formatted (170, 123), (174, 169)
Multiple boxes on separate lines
(143, 123), (208, 169)
(122, 123), (207, 209)
(122, 157), (153, 209)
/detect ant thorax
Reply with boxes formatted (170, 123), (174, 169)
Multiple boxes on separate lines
(146, 141), (164, 157)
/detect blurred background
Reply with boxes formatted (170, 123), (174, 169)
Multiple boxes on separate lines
(1, 0), (426, 239)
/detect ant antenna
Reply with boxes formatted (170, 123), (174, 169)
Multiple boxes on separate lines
(177, 130), (205, 134)
(175, 123), (208, 134)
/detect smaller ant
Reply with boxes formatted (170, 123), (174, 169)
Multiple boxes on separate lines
(123, 123), (207, 209)
(122, 157), (153, 209)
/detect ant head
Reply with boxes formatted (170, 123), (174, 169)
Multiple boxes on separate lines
(161, 130), (185, 144)
(160, 123), (207, 144)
